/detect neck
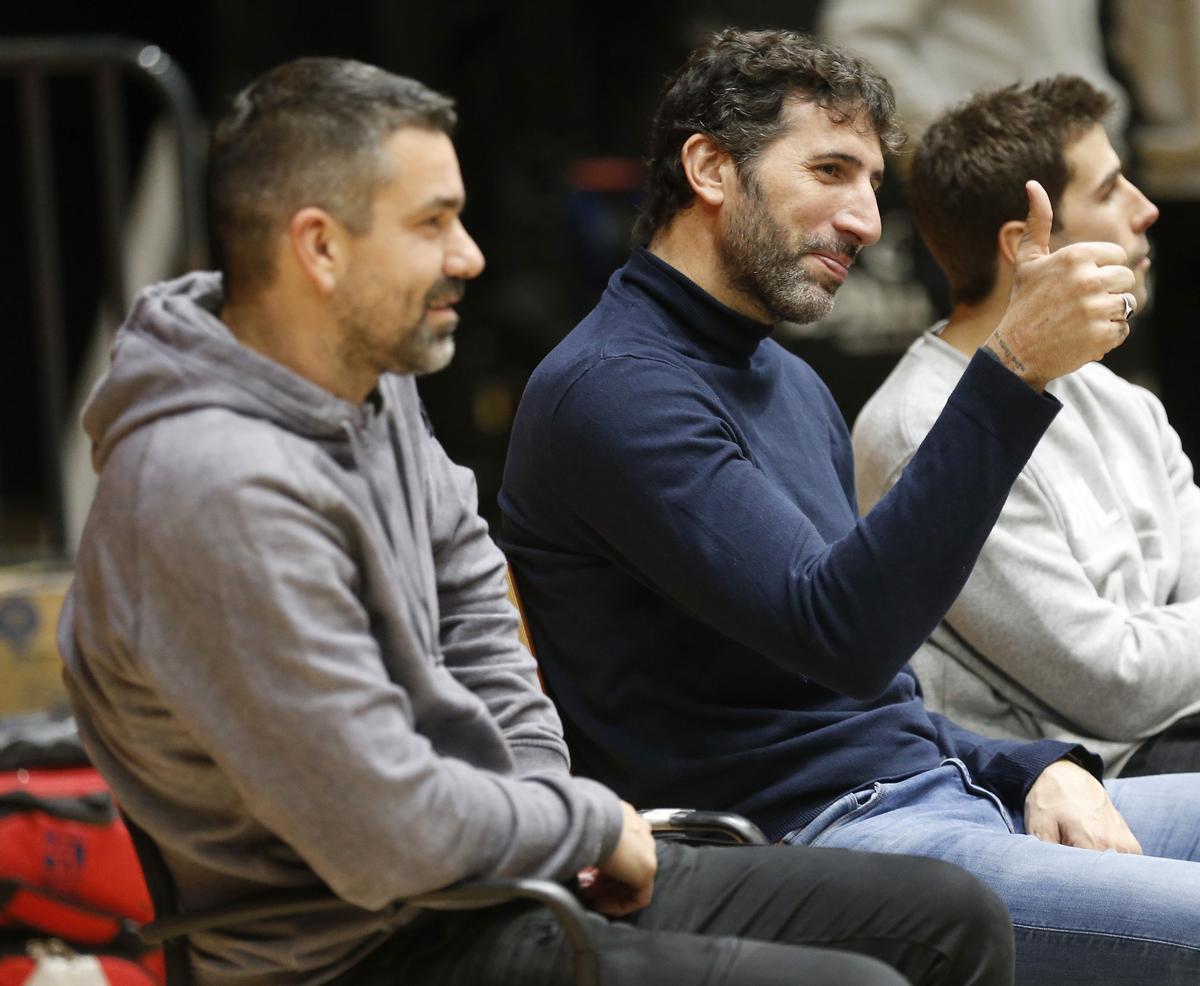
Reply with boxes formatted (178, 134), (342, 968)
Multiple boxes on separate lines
(939, 286), (1010, 358)
(648, 213), (774, 325)
(221, 290), (373, 405)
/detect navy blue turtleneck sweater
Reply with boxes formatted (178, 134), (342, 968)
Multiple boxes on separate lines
(500, 248), (1093, 841)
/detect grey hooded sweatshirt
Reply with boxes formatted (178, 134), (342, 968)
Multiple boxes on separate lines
(58, 272), (623, 985)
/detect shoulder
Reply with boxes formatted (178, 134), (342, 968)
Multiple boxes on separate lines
(1067, 361), (1174, 434)
(101, 408), (334, 532)
(550, 352), (719, 441)
(854, 330), (965, 452)
(523, 309), (708, 426)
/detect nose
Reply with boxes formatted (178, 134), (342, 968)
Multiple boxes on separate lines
(447, 219), (486, 280)
(833, 184), (882, 248)
(1129, 180), (1159, 235)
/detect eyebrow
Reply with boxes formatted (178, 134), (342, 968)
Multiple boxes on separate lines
(1094, 165), (1121, 196)
(810, 150), (885, 185)
(419, 194), (466, 213)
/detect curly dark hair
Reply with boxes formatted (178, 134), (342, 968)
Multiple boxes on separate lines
(634, 27), (903, 245)
(209, 58), (456, 301)
(909, 75), (1114, 305)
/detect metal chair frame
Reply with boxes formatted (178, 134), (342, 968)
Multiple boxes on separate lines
(126, 807), (764, 986)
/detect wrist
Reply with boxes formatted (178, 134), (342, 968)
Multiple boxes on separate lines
(984, 331), (1046, 392)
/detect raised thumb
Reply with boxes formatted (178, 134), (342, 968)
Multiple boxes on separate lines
(1016, 180), (1053, 262)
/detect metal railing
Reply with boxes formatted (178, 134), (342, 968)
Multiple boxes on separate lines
(0, 36), (205, 556)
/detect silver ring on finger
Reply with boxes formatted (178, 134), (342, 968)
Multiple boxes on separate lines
(1120, 292), (1136, 321)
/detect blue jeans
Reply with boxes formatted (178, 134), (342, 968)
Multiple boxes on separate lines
(784, 761), (1200, 985)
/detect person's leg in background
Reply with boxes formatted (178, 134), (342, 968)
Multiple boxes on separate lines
(1119, 715), (1200, 777)
(787, 763), (1200, 985)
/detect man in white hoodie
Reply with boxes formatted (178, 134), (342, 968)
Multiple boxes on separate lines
(58, 56), (1013, 986)
(854, 75), (1200, 777)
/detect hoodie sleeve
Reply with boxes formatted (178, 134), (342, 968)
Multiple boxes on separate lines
(119, 420), (621, 911)
(926, 712), (1097, 809)
(425, 430), (574, 778)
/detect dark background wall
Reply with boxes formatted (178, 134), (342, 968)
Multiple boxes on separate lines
(2, 1), (1193, 559)
(0, 1), (824, 558)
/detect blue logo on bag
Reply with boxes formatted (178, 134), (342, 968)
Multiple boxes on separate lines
(0, 597), (39, 655)
(43, 830), (86, 892)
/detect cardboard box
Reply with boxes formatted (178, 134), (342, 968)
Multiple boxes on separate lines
(0, 565), (74, 715)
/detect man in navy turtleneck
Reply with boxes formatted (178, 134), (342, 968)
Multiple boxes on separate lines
(501, 27), (1200, 986)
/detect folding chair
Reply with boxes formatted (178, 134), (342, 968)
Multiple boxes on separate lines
(124, 811), (608, 986)
(127, 805), (762, 986)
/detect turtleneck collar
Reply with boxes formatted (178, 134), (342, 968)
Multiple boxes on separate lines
(620, 247), (775, 360)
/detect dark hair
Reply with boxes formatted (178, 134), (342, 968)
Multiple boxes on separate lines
(634, 27), (903, 245)
(208, 57), (456, 300)
(909, 75), (1114, 305)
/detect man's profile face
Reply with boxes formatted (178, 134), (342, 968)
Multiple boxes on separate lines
(333, 127), (485, 378)
(1050, 123), (1159, 308)
(716, 98), (884, 324)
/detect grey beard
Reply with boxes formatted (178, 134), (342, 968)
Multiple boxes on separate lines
(717, 187), (855, 325)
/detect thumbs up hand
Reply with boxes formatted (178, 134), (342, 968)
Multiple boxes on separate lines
(985, 180), (1135, 391)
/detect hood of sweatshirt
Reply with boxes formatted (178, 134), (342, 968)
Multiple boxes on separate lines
(83, 271), (373, 473)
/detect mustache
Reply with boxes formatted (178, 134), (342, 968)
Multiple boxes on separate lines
(799, 235), (862, 264)
(426, 278), (467, 307)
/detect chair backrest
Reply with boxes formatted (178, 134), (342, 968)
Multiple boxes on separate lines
(507, 563), (551, 699)
(505, 563), (536, 655)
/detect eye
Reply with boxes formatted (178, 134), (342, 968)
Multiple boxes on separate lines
(817, 163), (841, 179)
(418, 213), (451, 234)
(1098, 174), (1125, 202)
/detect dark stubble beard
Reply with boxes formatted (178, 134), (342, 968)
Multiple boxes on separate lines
(717, 175), (858, 325)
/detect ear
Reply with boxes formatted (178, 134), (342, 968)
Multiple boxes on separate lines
(997, 219), (1026, 268)
(288, 207), (346, 295)
(680, 133), (734, 207)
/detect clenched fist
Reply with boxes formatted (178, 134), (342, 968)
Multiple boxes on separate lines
(986, 180), (1135, 391)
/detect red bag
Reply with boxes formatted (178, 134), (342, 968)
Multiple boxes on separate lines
(0, 768), (162, 983)
(0, 945), (160, 985)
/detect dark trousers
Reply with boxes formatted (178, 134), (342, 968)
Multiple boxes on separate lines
(341, 841), (1013, 985)
(1120, 713), (1200, 778)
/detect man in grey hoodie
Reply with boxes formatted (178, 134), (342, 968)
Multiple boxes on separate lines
(58, 57), (1014, 985)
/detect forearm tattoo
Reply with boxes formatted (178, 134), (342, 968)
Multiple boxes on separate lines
(990, 331), (1026, 373)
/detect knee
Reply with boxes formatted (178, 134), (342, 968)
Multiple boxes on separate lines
(910, 858), (1014, 984)
(925, 857), (1008, 925)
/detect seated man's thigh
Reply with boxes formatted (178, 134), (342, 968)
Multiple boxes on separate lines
(635, 841), (1012, 986)
(1105, 772), (1200, 860)
(805, 779), (1200, 985)
(355, 892), (908, 986)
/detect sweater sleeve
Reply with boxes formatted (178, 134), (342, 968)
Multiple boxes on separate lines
(549, 349), (1058, 700)
(126, 431), (621, 910)
(926, 712), (1098, 808)
(426, 430), (574, 778)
